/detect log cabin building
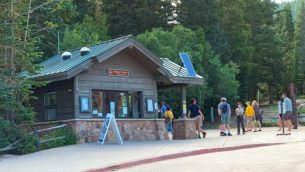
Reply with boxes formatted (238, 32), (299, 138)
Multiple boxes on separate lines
(28, 35), (204, 143)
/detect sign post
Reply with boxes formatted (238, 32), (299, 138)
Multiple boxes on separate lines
(98, 113), (123, 145)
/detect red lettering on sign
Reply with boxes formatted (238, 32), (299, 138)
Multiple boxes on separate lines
(108, 69), (129, 77)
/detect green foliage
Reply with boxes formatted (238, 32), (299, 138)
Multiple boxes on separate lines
(294, 1), (305, 94)
(61, 15), (108, 50)
(41, 127), (77, 150)
(298, 95), (305, 99)
(275, 4), (296, 93)
(297, 106), (305, 114)
(16, 135), (38, 155)
(278, 0), (305, 21)
(176, 0), (232, 63)
(102, 0), (175, 38)
(137, 26), (239, 116)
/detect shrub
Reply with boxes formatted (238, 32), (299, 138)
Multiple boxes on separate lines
(40, 127), (77, 150)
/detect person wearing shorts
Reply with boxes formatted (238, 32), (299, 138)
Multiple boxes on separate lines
(282, 93), (293, 131)
(218, 97), (232, 136)
(218, 99), (226, 136)
(188, 98), (206, 139)
(245, 101), (257, 132)
(252, 100), (262, 131)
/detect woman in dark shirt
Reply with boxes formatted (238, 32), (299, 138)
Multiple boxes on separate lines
(252, 100), (262, 131)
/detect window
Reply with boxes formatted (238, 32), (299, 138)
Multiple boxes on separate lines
(44, 92), (57, 121)
(92, 90), (141, 118)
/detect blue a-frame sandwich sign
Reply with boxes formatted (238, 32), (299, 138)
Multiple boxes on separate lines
(97, 113), (123, 145)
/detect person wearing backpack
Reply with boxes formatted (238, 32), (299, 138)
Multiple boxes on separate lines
(218, 97), (232, 136)
(164, 107), (174, 136)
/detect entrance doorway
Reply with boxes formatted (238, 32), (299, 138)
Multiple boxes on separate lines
(92, 90), (142, 118)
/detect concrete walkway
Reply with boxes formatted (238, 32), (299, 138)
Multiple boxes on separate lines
(0, 127), (304, 172)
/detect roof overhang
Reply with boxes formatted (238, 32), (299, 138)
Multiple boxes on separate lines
(30, 36), (204, 86)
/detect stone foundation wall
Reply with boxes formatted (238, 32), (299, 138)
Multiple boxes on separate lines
(72, 119), (169, 143)
(31, 118), (197, 144)
(173, 119), (198, 139)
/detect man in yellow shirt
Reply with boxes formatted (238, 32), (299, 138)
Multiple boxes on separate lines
(244, 101), (257, 132)
(164, 107), (174, 135)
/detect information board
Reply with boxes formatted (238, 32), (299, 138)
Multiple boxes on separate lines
(97, 113), (123, 145)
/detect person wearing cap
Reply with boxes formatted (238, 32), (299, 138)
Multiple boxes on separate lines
(245, 101), (257, 132)
(218, 98), (226, 136)
(188, 98), (206, 139)
(218, 97), (232, 136)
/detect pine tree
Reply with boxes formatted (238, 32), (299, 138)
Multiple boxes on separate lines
(219, 0), (252, 100)
(250, 0), (283, 103)
(294, 1), (305, 94)
(276, 4), (296, 92)
(176, 0), (232, 63)
(102, 0), (174, 38)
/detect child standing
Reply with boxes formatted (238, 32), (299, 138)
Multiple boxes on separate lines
(245, 101), (257, 132)
(236, 102), (245, 135)
(164, 107), (174, 136)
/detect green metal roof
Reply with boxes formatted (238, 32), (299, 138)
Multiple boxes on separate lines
(161, 58), (203, 79)
(27, 35), (203, 84)
(27, 35), (132, 78)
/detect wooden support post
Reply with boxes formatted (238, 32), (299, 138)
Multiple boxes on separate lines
(289, 83), (298, 129)
(32, 126), (41, 151)
(181, 86), (187, 119)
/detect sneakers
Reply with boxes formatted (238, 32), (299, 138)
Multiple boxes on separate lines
(237, 133), (240, 135)
(228, 133), (232, 136)
(198, 135), (201, 138)
(220, 132), (227, 136)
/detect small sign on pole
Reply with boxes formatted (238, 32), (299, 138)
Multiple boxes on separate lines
(98, 113), (123, 145)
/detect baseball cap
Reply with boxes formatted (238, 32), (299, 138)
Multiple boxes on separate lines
(246, 101), (250, 104)
(222, 97), (227, 102)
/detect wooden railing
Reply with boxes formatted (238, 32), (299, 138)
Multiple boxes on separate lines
(0, 124), (68, 153)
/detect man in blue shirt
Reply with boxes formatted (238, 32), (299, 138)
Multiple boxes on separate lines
(282, 93), (293, 131)
(161, 102), (167, 117)
(188, 98), (206, 139)
(218, 97), (232, 136)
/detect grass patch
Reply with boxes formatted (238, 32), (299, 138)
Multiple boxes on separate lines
(268, 105), (278, 111)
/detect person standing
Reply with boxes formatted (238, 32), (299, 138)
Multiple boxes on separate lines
(187, 98), (206, 138)
(218, 99), (226, 136)
(236, 102), (245, 135)
(245, 101), (257, 132)
(164, 107), (174, 136)
(161, 101), (167, 117)
(252, 100), (262, 131)
(218, 98), (232, 136)
(282, 93), (293, 131)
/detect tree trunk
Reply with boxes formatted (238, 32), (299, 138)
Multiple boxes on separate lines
(289, 83), (298, 129)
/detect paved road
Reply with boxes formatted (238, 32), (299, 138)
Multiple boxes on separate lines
(0, 127), (304, 172)
(120, 142), (305, 172)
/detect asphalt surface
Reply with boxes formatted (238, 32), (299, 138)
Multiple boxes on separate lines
(0, 127), (304, 172)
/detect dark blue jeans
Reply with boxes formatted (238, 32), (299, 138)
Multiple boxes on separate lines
(166, 122), (174, 134)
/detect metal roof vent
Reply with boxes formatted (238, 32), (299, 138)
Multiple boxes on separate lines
(62, 51), (72, 60)
(80, 47), (90, 56)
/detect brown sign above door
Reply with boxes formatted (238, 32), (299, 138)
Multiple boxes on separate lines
(108, 69), (129, 77)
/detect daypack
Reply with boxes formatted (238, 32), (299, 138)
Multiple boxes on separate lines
(164, 111), (171, 123)
(222, 103), (228, 113)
